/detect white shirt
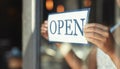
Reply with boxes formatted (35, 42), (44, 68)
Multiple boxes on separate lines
(97, 48), (117, 69)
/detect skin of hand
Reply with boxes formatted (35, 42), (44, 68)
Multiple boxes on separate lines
(41, 20), (48, 40)
(84, 23), (115, 55)
(41, 20), (61, 48)
(84, 23), (120, 69)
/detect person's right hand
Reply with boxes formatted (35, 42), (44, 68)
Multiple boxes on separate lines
(41, 20), (48, 40)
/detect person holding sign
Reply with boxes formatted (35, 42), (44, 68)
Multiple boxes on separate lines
(41, 20), (120, 69)
(41, 0), (120, 68)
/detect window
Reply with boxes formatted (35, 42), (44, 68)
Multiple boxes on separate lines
(23, 0), (120, 69)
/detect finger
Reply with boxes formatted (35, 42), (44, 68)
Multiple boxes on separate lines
(84, 23), (109, 31)
(44, 20), (48, 24)
(42, 23), (48, 28)
(86, 37), (112, 54)
(85, 32), (106, 42)
(41, 20), (48, 28)
(41, 30), (47, 34)
(41, 27), (48, 33)
(86, 37), (103, 48)
(41, 21), (48, 33)
(41, 24), (48, 33)
(41, 23), (48, 30)
(43, 20), (48, 27)
(84, 27), (109, 37)
(41, 25), (48, 30)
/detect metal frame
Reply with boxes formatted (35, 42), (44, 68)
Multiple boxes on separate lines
(22, 0), (42, 69)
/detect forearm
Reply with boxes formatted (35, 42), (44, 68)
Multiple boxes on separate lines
(55, 43), (83, 69)
(64, 50), (83, 69)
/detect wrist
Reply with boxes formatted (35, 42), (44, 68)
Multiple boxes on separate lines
(58, 43), (72, 56)
(55, 43), (62, 48)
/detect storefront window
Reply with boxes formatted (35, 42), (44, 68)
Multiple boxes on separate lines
(41, 0), (94, 69)
(40, 0), (120, 69)
(23, 0), (120, 69)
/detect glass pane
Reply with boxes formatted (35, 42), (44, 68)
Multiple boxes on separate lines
(41, 0), (93, 69)
(40, 0), (120, 69)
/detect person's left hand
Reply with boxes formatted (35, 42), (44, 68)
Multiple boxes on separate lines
(84, 23), (115, 55)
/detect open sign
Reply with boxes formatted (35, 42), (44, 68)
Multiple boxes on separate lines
(48, 8), (90, 44)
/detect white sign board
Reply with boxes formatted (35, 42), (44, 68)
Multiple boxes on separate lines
(48, 9), (90, 44)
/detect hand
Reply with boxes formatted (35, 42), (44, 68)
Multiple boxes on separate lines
(41, 20), (48, 40)
(84, 23), (115, 55)
(41, 20), (62, 48)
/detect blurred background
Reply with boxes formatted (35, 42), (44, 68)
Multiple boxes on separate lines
(0, 0), (22, 69)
